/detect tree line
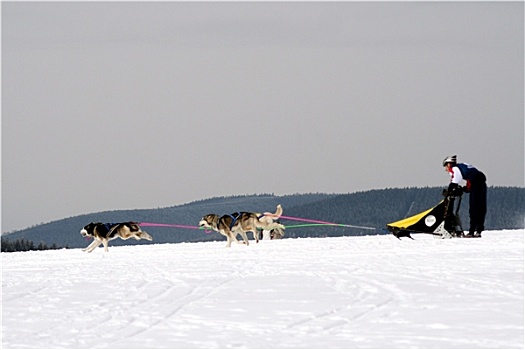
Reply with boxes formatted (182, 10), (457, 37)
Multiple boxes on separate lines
(1, 237), (68, 253)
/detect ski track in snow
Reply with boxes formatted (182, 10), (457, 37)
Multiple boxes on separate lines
(2, 230), (523, 349)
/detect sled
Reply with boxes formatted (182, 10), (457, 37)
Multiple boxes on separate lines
(386, 193), (464, 239)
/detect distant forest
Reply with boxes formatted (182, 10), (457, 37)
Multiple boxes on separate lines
(1, 238), (67, 253)
(2, 186), (523, 252)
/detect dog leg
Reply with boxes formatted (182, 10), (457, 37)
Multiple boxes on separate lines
(226, 234), (233, 248)
(102, 240), (109, 252)
(84, 239), (99, 252)
(229, 230), (244, 245)
(84, 239), (102, 253)
(230, 229), (247, 245)
(222, 230), (233, 248)
(252, 230), (260, 243)
(238, 231), (250, 246)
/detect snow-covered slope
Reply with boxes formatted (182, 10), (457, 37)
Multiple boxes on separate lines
(2, 230), (523, 349)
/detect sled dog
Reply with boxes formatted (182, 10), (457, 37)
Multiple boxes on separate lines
(253, 204), (284, 243)
(266, 223), (285, 240)
(198, 204), (285, 247)
(80, 222), (153, 253)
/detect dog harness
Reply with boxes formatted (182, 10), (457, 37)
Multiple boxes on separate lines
(225, 213), (244, 230)
(223, 212), (266, 230)
(102, 223), (119, 233)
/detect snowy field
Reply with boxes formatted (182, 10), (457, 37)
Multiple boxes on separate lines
(2, 230), (523, 349)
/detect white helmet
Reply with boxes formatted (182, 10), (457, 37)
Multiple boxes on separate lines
(442, 155), (457, 166)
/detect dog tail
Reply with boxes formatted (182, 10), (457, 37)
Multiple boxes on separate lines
(257, 204), (284, 231)
(263, 204), (283, 219)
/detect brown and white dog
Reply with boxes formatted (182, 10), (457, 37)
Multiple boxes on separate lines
(198, 204), (285, 247)
(260, 222), (285, 240)
(80, 222), (153, 253)
(255, 206), (285, 242)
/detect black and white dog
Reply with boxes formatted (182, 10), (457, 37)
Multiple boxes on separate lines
(80, 222), (152, 253)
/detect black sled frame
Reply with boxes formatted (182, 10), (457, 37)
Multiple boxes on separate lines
(441, 194), (465, 238)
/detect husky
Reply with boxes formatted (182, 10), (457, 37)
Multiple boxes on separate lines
(198, 204), (285, 247)
(253, 205), (284, 242)
(80, 222), (153, 253)
(258, 225), (285, 240)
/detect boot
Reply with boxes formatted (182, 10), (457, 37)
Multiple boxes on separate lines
(464, 229), (475, 238)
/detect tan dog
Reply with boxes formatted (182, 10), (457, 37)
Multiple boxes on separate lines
(254, 205), (284, 242)
(80, 222), (152, 253)
(199, 205), (285, 247)
(260, 223), (285, 240)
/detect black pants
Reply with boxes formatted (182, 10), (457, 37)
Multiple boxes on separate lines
(468, 172), (487, 234)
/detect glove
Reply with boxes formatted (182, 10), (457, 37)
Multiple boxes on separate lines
(451, 187), (463, 196)
(447, 183), (463, 197)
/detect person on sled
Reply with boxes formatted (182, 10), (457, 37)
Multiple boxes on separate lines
(443, 155), (487, 237)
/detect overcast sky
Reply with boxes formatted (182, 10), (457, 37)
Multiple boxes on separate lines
(2, 1), (523, 233)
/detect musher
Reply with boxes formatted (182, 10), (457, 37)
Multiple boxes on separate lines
(443, 155), (487, 237)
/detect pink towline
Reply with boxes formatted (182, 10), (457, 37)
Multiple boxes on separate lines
(138, 222), (202, 230)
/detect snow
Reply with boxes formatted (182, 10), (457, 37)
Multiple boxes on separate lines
(2, 230), (523, 349)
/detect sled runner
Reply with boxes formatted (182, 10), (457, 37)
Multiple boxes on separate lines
(386, 193), (464, 239)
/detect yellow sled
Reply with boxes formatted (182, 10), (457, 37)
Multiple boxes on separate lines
(386, 195), (464, 239)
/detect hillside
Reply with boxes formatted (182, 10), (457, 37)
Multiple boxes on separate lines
(2, 186), (523, 249)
